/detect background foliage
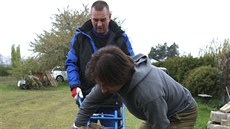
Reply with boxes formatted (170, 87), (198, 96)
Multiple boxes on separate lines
(183, 66), (221, 98)
(152, 39), (229, 101)
(148, 42), (179, 61)
(30, 5), (90, 69)
(0, 3), (229, 103)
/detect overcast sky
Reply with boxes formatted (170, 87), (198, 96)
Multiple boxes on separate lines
(0, 0), (230, 59)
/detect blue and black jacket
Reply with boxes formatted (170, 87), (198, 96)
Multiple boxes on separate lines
(65, 20), (134, 99)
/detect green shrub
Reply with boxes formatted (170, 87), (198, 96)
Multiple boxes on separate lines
(155, 56), (202, 83)
(155, 55), (217, 85)
(183, 66), (221, 98)
(0, 65), (10, 76)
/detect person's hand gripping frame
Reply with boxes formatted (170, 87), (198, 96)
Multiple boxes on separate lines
(71, 87), (83, 100)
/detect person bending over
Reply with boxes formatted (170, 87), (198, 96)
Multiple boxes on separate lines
(72, 46), (197, 129)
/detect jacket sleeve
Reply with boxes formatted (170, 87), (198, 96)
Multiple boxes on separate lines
(122, 32), (135, 56)
(65, 32), (81, 89)
(74, 85), (112, 126)
(144, 97), (170, 129)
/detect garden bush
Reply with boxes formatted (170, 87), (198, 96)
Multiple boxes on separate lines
(155, 55), (217, 84)
(183, 66), (221, 98)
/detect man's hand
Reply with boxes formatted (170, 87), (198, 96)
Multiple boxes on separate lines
(72, 123), (79, 129)
(71, 87), (83, 100)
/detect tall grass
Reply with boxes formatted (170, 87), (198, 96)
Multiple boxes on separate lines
(0, 77), (220, 129)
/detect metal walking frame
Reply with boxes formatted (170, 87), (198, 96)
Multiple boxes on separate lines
(77, 97), (126, 129)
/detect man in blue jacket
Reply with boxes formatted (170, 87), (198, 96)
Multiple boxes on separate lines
(65, 0), (134, 127)
(72, 46), (197, 129)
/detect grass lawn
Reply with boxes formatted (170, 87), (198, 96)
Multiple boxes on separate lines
(0, 77), (219, 129)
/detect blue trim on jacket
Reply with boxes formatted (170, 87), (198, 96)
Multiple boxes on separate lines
(65, 30), (97, 89)
(66, 29), (134, 90)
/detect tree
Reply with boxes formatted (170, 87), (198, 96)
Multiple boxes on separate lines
(0, 55), (10, 66)
(216, 39), (230, 103)
(0, 54), (9, 76)
(29, 4), (124, 71)
(199, 38), (230, 103)
(11, 44), (21, 68)
(148, 42), (179, 61)
(167, 43), (179, 58)
(0, 54), (3, 64)
(9, 57), (42, 79)
(30, 5), (90, 70)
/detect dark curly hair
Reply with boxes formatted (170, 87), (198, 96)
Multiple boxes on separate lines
(85, 45), (134, 86)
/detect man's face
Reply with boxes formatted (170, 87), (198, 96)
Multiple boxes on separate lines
(91, 7), (111, 34)
(95, 78), (122, 94)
